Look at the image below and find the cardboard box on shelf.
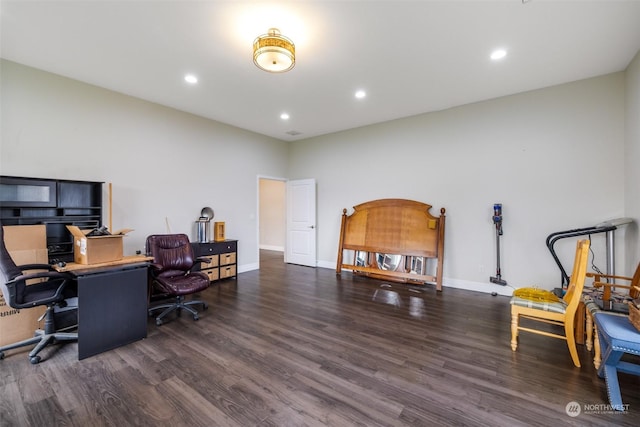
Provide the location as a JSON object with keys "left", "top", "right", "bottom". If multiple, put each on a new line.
{"left": 65, "top": 226, "right": 133, "bottom": 265}
{"left": 0, "top": 225, "right": 48, "bottom": 347}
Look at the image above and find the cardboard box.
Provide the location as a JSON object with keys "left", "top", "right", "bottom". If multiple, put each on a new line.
{"left": 0, "top": 225, "right": 48, "bottom": 347}
{"left": 66, "top": 226, "right": 132, "bottom": 265}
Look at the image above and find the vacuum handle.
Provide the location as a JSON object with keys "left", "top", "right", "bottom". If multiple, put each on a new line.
{"left": 493, "top": 203, "right": 503, "bottom": 235}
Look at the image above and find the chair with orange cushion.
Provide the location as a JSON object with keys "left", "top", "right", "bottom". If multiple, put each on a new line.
{"left": 510, "top": 239, "right": 590, "bottom": 367}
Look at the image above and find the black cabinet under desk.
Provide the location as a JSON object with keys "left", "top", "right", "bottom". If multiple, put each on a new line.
{"left": 76, "top": 265, "right": 148, "bottom": 360}
{"left": 55, "top": 257, "right": 151, "bottom": 360}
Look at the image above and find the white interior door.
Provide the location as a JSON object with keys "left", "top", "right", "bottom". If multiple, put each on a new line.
{"left": 285, "top": 178, "right": 316, "bottom": 266}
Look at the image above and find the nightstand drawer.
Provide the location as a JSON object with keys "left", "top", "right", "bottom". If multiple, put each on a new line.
{"left": 202, "top": 268, "right": 219, "bottom": 282}
{"left": 200, "top": 254, "right": 219, "bottom": 268}
{"left": 220, "top": 252, "right": 236, "bottom": 266}
{"left": 220, "top": 241, "right": 237, "bottom": 253}
{"left": 220, "top": 265, "right": 236, "bottom": 279}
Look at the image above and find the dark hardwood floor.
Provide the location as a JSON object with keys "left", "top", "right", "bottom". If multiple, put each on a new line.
{"left": 1, "top": 250, "right": 638, "bottom": 426}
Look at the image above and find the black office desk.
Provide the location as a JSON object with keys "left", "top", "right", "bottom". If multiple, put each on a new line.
{"left": 57, "top": 256, "right": 152, "bottom": 360}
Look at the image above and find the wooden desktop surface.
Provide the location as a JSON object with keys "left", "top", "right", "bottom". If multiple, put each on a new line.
{"left": 54, "top": 255, "right": 154, "bottom": 274}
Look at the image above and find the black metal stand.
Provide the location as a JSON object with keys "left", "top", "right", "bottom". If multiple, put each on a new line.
{"left": 545, "top": 225, "right": 615, "bottom": 290}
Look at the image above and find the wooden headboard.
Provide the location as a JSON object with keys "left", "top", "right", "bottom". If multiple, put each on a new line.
{"left": 336, "top": 199, "right": 446, "bottom": 291}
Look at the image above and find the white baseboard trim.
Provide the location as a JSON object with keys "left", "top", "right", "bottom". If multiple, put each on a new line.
{"left": 238, "top": 263, "right": 259, "bottom": 274}
{"left": 259, "top": 245, "right": 284, "bottom": 252}
{"left": 317, "top": 260, "right": 334, "bottom": 269}
{"left": 442, "top": 277, "right": 514, "bottom": 296}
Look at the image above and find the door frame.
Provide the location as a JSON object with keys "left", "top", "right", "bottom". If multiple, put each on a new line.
{"left": 256, "top": 175, "right": 287, "bottom": 268}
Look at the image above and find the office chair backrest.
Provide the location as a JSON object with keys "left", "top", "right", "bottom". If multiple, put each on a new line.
{"left": 0, "top": 226, "right": 28, "bottom": 305}
{"left": 146, "top": 234, "right": 196, "bottom": 273}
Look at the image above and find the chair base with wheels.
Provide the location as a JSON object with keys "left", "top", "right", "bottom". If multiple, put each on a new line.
{"left": 149, "top": 295, "right": 208, "bottom": 325}
{"left": 0, "top": 302, "right": 78, "bottom": 364}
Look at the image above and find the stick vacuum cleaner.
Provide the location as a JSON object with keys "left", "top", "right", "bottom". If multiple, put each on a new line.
{"left": 490, "top": 203, "right": 508, "bottom": 286}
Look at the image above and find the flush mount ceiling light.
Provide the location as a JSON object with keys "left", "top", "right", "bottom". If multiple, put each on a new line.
{"left": 253, "top": 28, "right": 295, "bottom": 73}
{"left": 490, "top": 49, "right": 507, "bottom": 60}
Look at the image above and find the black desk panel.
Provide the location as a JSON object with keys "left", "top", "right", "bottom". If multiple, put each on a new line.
{"left": 76, "top": 265, "right": 148, "bottom": 360}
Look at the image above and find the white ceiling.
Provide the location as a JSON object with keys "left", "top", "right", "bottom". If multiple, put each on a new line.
{"left": 2, "top": 1, "right": 640, "bottom": 141}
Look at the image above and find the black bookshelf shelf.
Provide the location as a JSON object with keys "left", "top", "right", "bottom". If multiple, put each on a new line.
{"left": 0, "top": 175, "right": 103, "bottom": 263}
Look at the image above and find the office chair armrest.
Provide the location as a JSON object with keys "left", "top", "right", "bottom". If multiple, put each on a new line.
{"left": 190, "top": 256, "right": 211, "bottom": 273}
{"left": 149, "top": 262, "right": 164, "bottom": 271}
{"left": 10, "top": 270, "right": 74, "bottom": 284}
{"left": 16, "top": 263, "right": 57, "bottom": 272}
{"left": 6, "top": 271, "right": 75, "bottom": 309}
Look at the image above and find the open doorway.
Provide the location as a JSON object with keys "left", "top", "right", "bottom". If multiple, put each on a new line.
{"left": 258, "top": 177, "right": 286, "bottom": 265}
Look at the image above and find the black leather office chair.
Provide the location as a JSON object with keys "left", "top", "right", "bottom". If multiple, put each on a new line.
{"left": 0, "top": 226, "right": 78, "bottom": 364}
{"left": 146, "top": 234, "right": 210, "bottom": 325}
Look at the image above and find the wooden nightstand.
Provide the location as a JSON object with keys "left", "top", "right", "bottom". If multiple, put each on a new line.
{"left": 191, "top": 240, "right": 237, "bottom": 282}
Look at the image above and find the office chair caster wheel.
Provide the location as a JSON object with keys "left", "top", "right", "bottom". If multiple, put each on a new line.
{"left": 193, "top": 315, "right": 199, "bottom": 321}
{"left": 203, "top": 303, "right": 208, "bottom": 310}
{"left": 156, "top": 319, "right": 163, "bottom": 326}
{"left": 30, "top": 356, "right": 41, "bottom": 364}
{"left": 0, "top": 352, "right": 5, "bottom": 360}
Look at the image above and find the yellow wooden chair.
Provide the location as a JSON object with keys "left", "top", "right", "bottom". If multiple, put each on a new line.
{"left": 510, "top": 239, "right": 590, "bottom": 367}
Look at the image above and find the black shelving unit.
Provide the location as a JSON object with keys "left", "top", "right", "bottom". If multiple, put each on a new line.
{"left": 0, "top": 175, "right": 103, "bottom": 263}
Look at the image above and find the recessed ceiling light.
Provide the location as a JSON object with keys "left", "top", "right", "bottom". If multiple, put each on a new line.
{"left": 280, "top": 113, "right": 290, "bottom": 120}
{"left": 355, "top": 90, "right": 366, "bottom": 99}
{"left": 184, "top": 74, "right": 198, "bottom": 84}
{"left": 490, "top": 49, "right": 507, "bottom": 61}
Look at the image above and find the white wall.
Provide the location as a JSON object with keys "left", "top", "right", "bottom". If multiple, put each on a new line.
{"left": 0, "top": 60, "right": 289, "bottom": 272}
{"left": 2, "top": 59, "right": 634, "bottom": 294}
{"left": 625, "top": 50, "right": 640, "bottom": 268}
{"left": 289, "top": 73, "right": 627, "bottom": 294}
